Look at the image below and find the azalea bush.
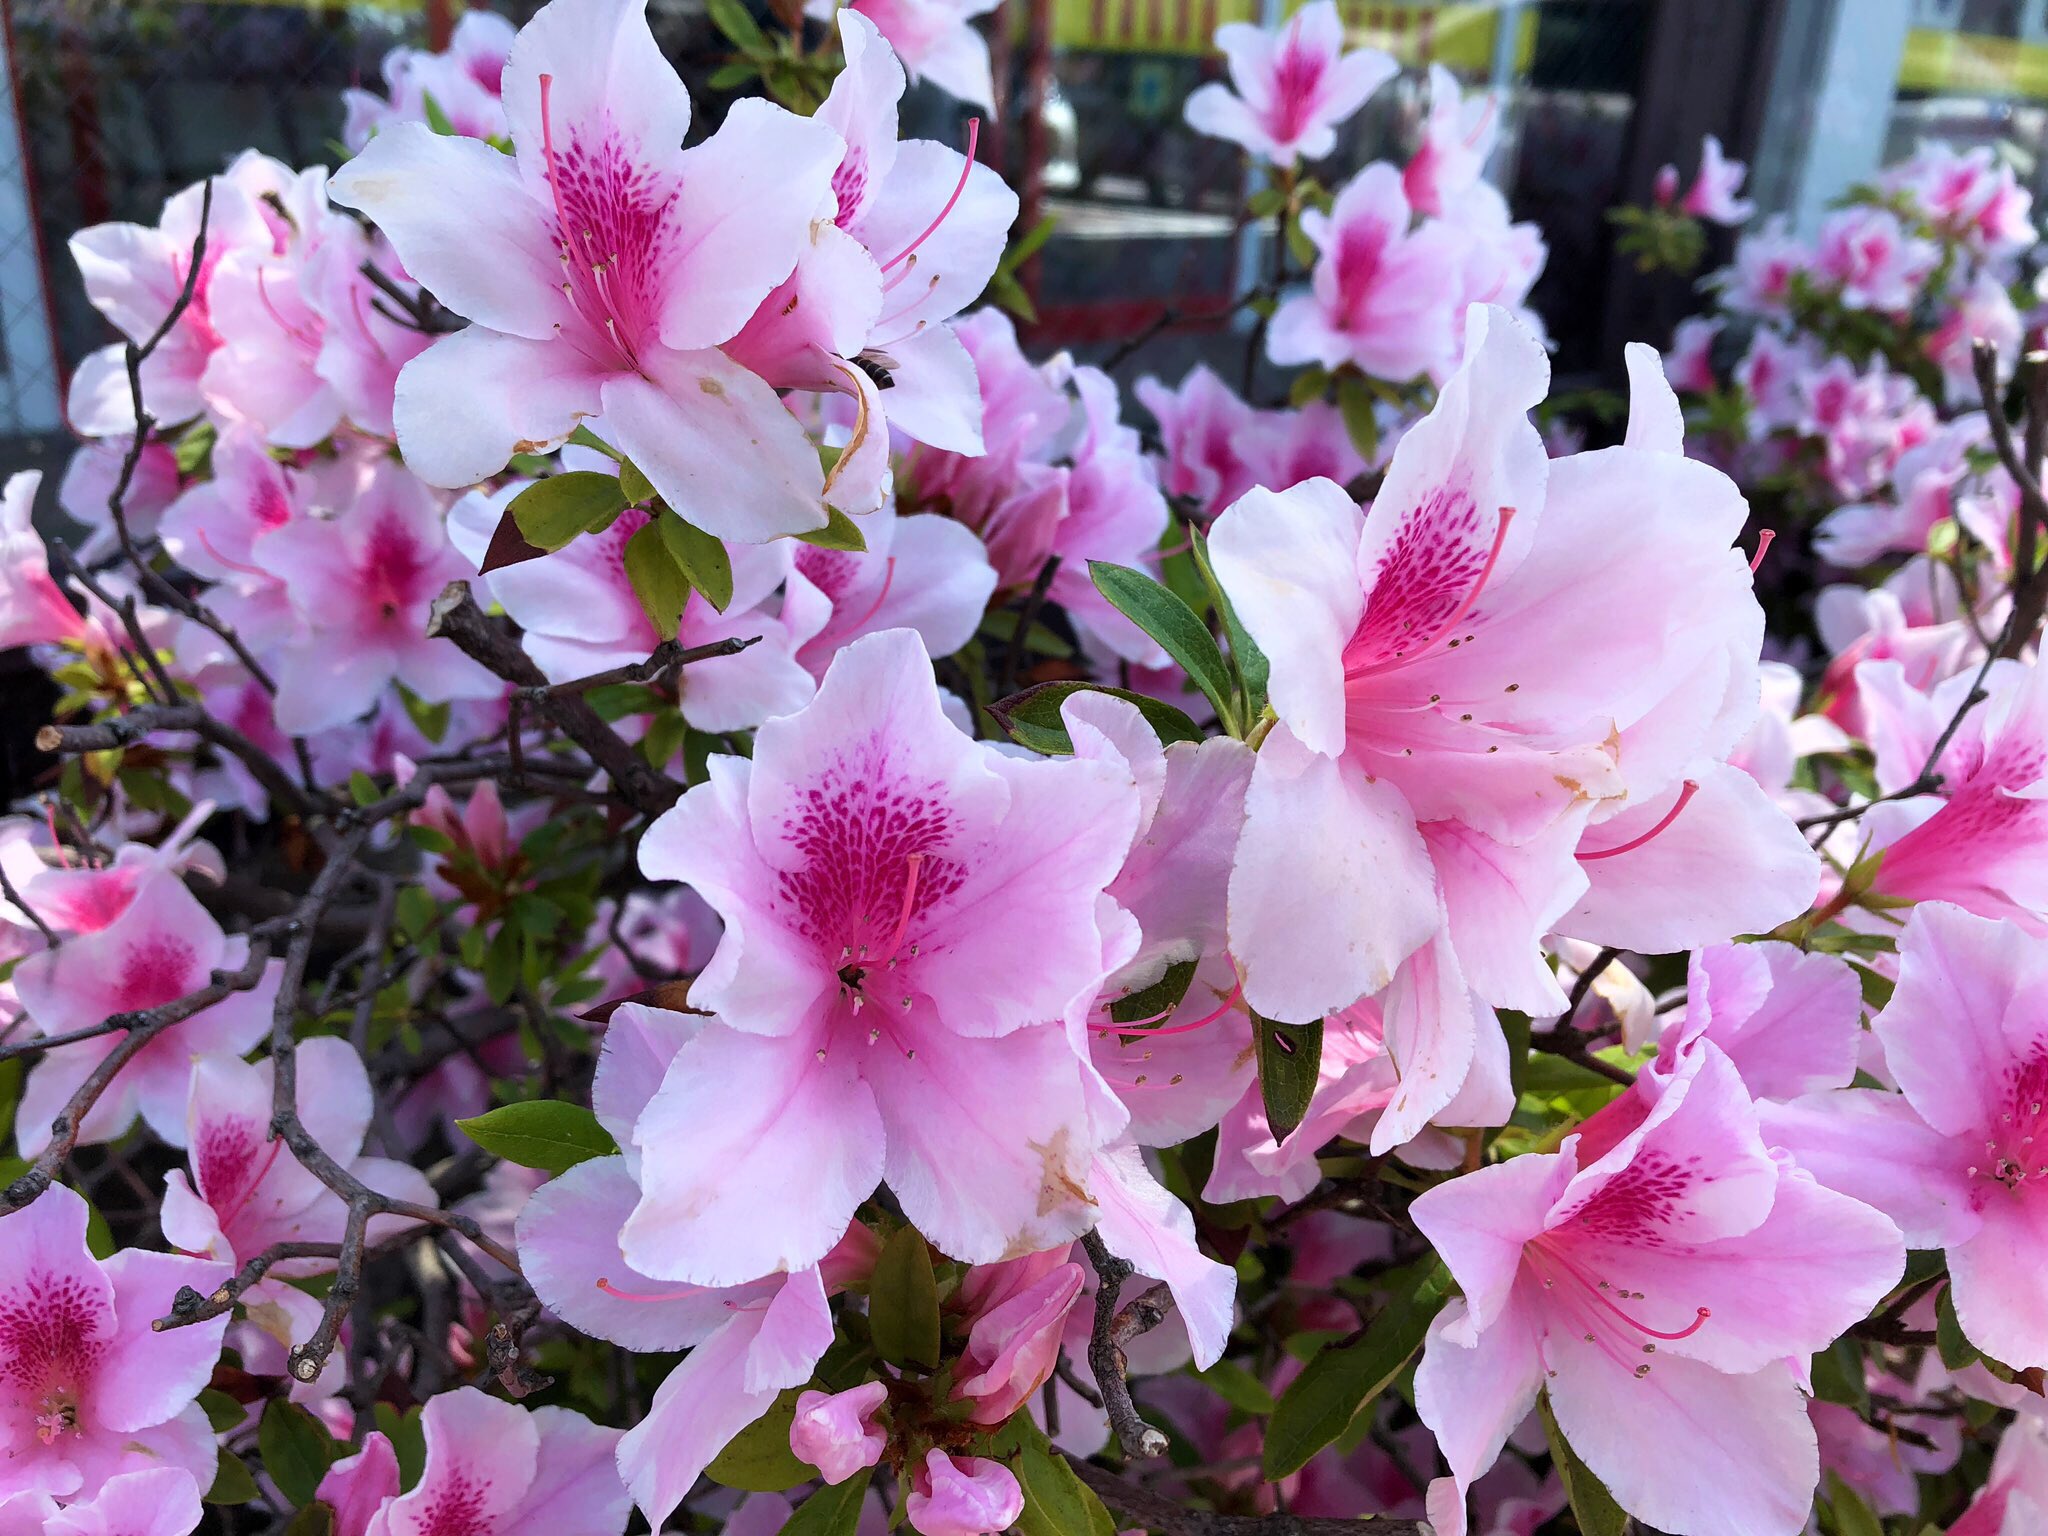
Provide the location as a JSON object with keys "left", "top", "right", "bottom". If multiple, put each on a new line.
{"left": 3, "top": 4, "right": 2047, "bottom": 1536}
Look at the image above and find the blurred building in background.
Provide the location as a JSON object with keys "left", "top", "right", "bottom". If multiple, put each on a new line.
{"left": 2, "top": 0, "right": 2046, "bottom": 466}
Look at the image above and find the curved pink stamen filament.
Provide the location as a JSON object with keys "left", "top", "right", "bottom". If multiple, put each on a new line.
{"left": 197, "top": 527, "right": 277, "bottom": 583}
{"left": 1354, "top": 507, "right": 1517, "bottom": 678}
{"left": 256, "top": 267, "right": 320, "bottom": 350}
{"left": 1536, "top": 1244, "right": 1711, "bottom": 1340}
{"left": 211, "top": 1139, "right": 286, "bottom": 1237}
{"left": 1748, "top": 528, "right": 1775, "bottom": 575}
{"left": 1087, "top": 978, "right": 1245, "bottom": 1037}
{"left": 1580, "top": 779, "right": 1699, "bottom": 862}
{"left": 596, "top": 1276, "right": 717, "bottom": 1304}
{"left": 870, "top": 852, "right": 925, "bottom": 968}
{"left": 881, "top": 119, "right": 980, "bottom": 274}
{"left": 842, "top": 557, "right": 898, "bottom": 636}
{"left": 45, "top": 802, "right": 71, "bottom": 868}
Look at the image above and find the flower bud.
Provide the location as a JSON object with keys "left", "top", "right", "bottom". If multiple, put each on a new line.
{"left": 788, "top": 1382, "right": 887, "bottom": 1484}
{"left": 952, "top": 1259, "right": 1085, "bottom": 1424}
{"left": 905, "top": 1450, "right": 1025, "bottom": 1536}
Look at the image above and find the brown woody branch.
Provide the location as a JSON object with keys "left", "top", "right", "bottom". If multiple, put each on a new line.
{"left": 1069, "top": 1460, "right": 1433, "bottom": 1535}
{"left": 426, "top": 582, "right": 680, "bottom": 819}
{"left": 1081, "top": 1230, "right": 1174, "bottom": 1459}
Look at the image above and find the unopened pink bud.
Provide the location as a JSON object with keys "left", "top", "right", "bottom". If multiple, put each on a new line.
{"left": 905, "top": 1451, "right": 1025, "bottom": 1536}
{"left": 788, "top": 1382, "right": 888, "bottom": 1484}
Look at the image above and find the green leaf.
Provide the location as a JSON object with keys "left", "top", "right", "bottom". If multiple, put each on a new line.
{"left": 174, "top": 419, "right": 218, "bottom": 476}
{"left": 567, "top": 424, "right": 621, "bottom": 460}
{"left": 708, "top": 59, "right": 761, "bottom": 89}
{"left": 1825, "top": 1473, "right": 1886, "bottom": 1536}
{"left": 260, "top": 1399, "right": 339, "bottom": 1509}
{"left": 707, "top": 1387, "right": 814, "bottom": 1491}
{"left": 421, "top": 90, "right": 454, "bottom": 136}
{"left": 781, "top": 1470, "right": 874, "bottom": 1534}
{"left": 870, "top": 1225, "right": 941, "bottom": 1370}
{"left": 1287, "top": 365, "right": 1330, "bottom": 408}
{"left": 1013, "top": 1445, "right": 1117, "bottom": 1536}
{"left": 618, "top": 457, "right": 655, "bottom": 506}
{"left": 373, "top": 1403, "right": 427, "bottom": 1490}
{"left": 1937, "top": 1282, "right": 1979, "bottom": 1371}
{"left": 1811, "top": 1337, "right": 1870, "bottom": 1415}
{"left": 198, "top": 1387, "right": 246, "bottom": 1434}
{"left": 623, "top": 520, "right": 690, "bottom": 636}
{"left": 1336, "top": 373, "right": 1380, "bottom": 466}
{"left": 795, "top": 507, "right": 869, "bottom": 552}
{"left": 1196, "top": 1357, "right": 1277, "bottom": 1416}
{"left": 1253, "top": 1012, "right": 1322, "bottom": 1144}
{"left": 658, "top": 508, "right": 735, "bottom": 613}
{"left": 456, "top": 1101, "right": 618, "bottom": 1174}
{"left": 348, "top": 771, "right": 379, "bottom": 807}
{"left": 284, "top": 1504, "right": 338, "bottom": 1536}
{"left": 987, "top": 680, "right": 1204, "bottom": 756}
{"left": 1264, "top": 1260, "right": 1449, "bottom": 1478}
{"left": 510, "top": 472, "right": 630, "bottom": 552}
{"left": 1107, "top": 958, "right": 1199, "bottom": 1025}
{"left": 205, "top": 1453, "right": 261, "bottom": 1506}
{"left": 1088, "top": 561, "right": 1239, "bottom": 733}
{"left": 1188, "top": 525, "right": 1268, "bottom": 716}
{"left": 1537, "top": 1393, "right": 1630, "bottom": 1536}
{"left": 401, "top": 686, "right": 451, "bottom": 744}
{"left": 706, "top": 0, "right": 767, "bottom": 49}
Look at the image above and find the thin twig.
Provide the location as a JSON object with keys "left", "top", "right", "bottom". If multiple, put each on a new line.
{"left": 0, "top": 863, "right": 58, "bottom": 950}
{"left": 1081, "top": 1231, "right": 1171, "bottom": 1459}
{"left": 1068, "top": 1459, "right": 1432, "bottom": 1534}
{"left": 524, "top": 634, "right": 761, "bottom": 698}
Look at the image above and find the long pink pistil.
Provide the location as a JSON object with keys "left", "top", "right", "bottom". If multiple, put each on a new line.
{"left": 1354, "top": 506, "right": 1517, "bottom": 677}
{"left": 841, "top": 557, "right": 899, "bottom": 636}
{"left": 866, "top": 851, "right": 926, "bottom": 968}
{"left": 595, "top": 1276, "right": 718, "bottom": 1304}
{"left": 881, "top": 119, "right": 980, "bottom": 275}
{"left": 1536, "top": 1244, "right": 1710, "bottom": 1341}
{"left": 1580, "top": 779, "right": 1699, "bottom": 862}
{"left": 1748, "top": 528, "right": 1776, "bottom": 575}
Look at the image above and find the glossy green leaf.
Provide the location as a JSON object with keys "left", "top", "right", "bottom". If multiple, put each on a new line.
{"left": 1088, "top": 561, "right": 1238, "bottom": 733}
{"left": 509, "top": 472, "right": 629, "bottom": 552}
{"left": 1013, "top": 1445, "right": 1117, "bottom": 1536}
{"left": 1254, "top": 1012, "right": 1322, "bottom": 1145}
{"left": 707, "top": 1387, "right": 813, "bottom": 1491}
{"left": 260, "top": 1399, "right": 339, "bottom": 1509}
{"left": 623, "top": 520, "right": 689, "bottom": 636}
{"left": 206, "top": 1453, "right": 261, "bottom": 1506}
{"left": 456, "top": 1100, "right": 618, "bottom": 1174}
{"left": 780, "top": 1470, "right": 873, "bottom": 1534}
{"left": 1937, "top": 1282, "right": 1979, "bottom": 1371}
{"left": 1189, "top": 525, "right": 1268, "bottom": 716}
{"left": 870, "top": 1225, "right": 941, "bottom": 1370}
{"left": 1107, "top": 958, "right": 1199, "bottom": 1025}
{"left": 986, "top": 680, "right": 1204, "bottom": 757}
{"left": 618, "top": 457, "right": 655, "bottom": 506}
{"left": 794, "top": 506, "right": 869, "bottom": 552}
{"left": 659, "top": 508, "right": 735, "bottom": 613}
{"left": 1537, "top": 1393, "right": 1630, "bottom": 1536}
{"left": 1264, "top": 1260, "right": 1449, "bottom": 1478}
{"left": 1825, "top": 1473, "right": 1885, "bottom": 1536}
{"left": 284, "top": 1504, "right": 338, "bottom": 1536}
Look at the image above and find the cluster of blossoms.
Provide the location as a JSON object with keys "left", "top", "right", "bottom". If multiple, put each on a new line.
{"left": 1, "top": 2, "right": 2047, "bottom": 1535}
{"left": 1654, "top": 135, "right": 2040, "bottom": 573}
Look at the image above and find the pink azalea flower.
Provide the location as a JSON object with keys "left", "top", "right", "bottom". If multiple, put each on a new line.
{"left": 13, "top": 867, "right": 281, "bottom": 1153}
{"left": 0, "top": 1185, "right": 230, "bottom": 1502}
{"left": 1213, "top": 311, "right": 1809, "bottom": 1139}
{"left": 515, "top": 1003, "right": 862, "bottom": 1525}
{"left": 1183, "top": 1, "right": 1397, "bottom": 167}
{"left": 1814, "top": 204, "right": 1939, "bottom": 314}
{"left": 1435, "top": 180, "right": 1548, "bottom": 352}
{"left": 905, "top": 1450, "right": 1024, "bottom": 1536}
{"left": 624, "top": 628, "right": 1141, "bottom": 1284}
{"left": 1734, "top": 327, "right": 1820, "bottom": 435}
{"left": 1882, "top": 141, "right": 2037, "bottom": 263}
{"left": 0, "top": 1466, "right": 202, "bottom": 1536}
{"left": 1661, "top": 316, "right": 1720, "bottom": 397}
{"left": 1813, "top": 559, "right": 1983, "bottom": 739}
{"left": 0, "top": 471, "right": 87, "bottom": 651}
{"left": 65, "top": 173, "right": 274, "bottom": 436}
{"left": 1679, "top": 134, "right": 1754, "bottom": 226}
{"left": 1266, "top": 161, "right": 1465, "bottom": 382}
{"left": 1928, "top": 269, "right": 2023, "bottom": 408}
{"left": 789, "top": 1382, "right": 888, "bottom": 1483}
{"left": 245, "top": 458, "right": 497, "bottom": 734}
{"left": 56, "top": 438, "right": 179, "bottom": 561}
{"left": 342, "top": 9, "right": 517, "bottom": 150}
{"left": 1717, "top": 216, "right": 1811, "bottom": 318}
{"left": 313, "top": 1386, "right": 628, "bottom": 1536}
{"left": 329, "top": 0, "right": 846, "bottom": 540}
{"left": 817, "top": 0, "right": 1001, "bottom": 113}
{"left": 161, "top": 1037, "right": 437, "bottom": 1273}
{"left": 1658, "top": 941, "right": 1862, "bottom": 1102}
{"left": 726, "top": 11, "right": 1017, "bottom": 515}
{"left": 1411, "top": 1042, "right": 1903, "bottom": 1536}
{"left": 782, "top": 501, "right": 998, "bottom": 680}
{"left": 1759, "top": 902, "right": 2048, "bottom": 1371}
{"left": 1134, "top": 364, "right": 1258, "bottom": 512}
{"left": 1949, "top": 1412, "right": 2048, "bottom": 1535}
{"left": 1403, "top": 65, "right": 1498, "bottom": 218}
{"left": 1234, "top": 398, "right": 1376, "bottom": 489}
{"left": 1851, "top": 657, "right": 2048, "bottom": 926}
